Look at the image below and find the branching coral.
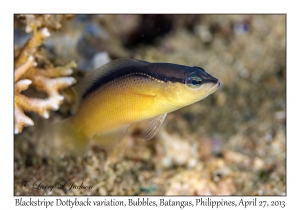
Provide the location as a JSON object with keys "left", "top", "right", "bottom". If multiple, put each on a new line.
{"left": 14, "top": 27, "right": 77, "bottom": 134}
{"left": 17, "top": 14, "right": 74, "bottom": 33}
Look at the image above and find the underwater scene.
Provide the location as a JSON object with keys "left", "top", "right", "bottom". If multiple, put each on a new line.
{"left": 14, "top": 14, "right": 286, "bottom": 195}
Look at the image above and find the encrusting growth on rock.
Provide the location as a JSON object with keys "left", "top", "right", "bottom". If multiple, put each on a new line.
{"left": 14, "top": 27, "right": 77, "bottom": 134}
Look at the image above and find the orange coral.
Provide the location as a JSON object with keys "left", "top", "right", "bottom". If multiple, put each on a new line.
{"left": 14, "top": 27, "right": 77, "bottom": 134}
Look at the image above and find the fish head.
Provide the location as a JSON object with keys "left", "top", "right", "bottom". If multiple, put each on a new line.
{"left": 161, "top": 66, "right": 220, "bottom": 107}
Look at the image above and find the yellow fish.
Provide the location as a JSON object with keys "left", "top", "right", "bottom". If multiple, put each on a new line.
{"left": 42, "top": 58, "right": 220, "bottom": 155}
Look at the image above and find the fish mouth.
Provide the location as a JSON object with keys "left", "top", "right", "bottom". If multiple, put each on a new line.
{"left": 209, "top": 81, "right": 220, "bottom": 93}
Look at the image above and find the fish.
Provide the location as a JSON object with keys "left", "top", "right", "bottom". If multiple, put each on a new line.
{"left": 41, "top": 58, "right": 220, "bottom": 155}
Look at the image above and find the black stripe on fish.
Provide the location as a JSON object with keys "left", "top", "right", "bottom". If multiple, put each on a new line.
{"left": 78, "top": 59, "right": 218, "bottom": 100}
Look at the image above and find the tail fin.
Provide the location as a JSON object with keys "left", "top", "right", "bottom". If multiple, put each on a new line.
{"left": 37, "top": 118, "right": 90, "bottom": 156}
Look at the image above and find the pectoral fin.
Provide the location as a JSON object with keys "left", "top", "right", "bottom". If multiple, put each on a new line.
{"left": 142, "top": 113, "right": 167, "bottom": 140}
{"left": 92, "top": 125, "right": 129, "bottom": 149}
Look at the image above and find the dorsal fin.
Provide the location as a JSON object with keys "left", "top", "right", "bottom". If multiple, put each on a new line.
{"left": 73, "top": 58, "right": 150, "bottom": 106}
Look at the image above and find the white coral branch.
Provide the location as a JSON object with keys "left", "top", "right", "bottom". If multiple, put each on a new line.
{"left": 14, "top": 27, "right": 77, "bottom": 134}
{"left": 14, "top": 104, "right": 34, "bottom": 134}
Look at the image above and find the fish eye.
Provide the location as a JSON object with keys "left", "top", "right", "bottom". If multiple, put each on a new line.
{"left": 186, "top": 72, "right": 203, "bottom": 88}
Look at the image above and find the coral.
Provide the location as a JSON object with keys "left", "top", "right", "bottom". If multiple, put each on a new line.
{"left": 16, "top": 14, "right": 74, "bottom": 33}
{"left": 14, "top": 27, "right": 77, "bottom": 134}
